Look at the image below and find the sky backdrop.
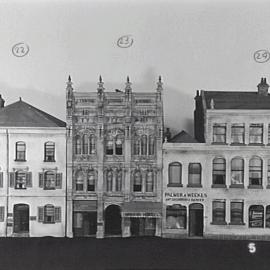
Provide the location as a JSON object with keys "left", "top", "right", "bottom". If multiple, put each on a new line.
{"left": 1, "top": 0, "right": 270, "bottom": 135}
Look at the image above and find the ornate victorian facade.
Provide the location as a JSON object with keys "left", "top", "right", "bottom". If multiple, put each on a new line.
{"left": 66, "top": 76, "right": 163, "bottom": 238}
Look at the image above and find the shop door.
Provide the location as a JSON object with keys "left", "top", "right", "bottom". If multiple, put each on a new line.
{"left": 105, "top": 205, "right": 122, "bottom": 236}
{"left": 13, "top": 204, "right": 29, "bottom": 233}
{"left": 189, "top": 203, "right": 203, "bottom": 237}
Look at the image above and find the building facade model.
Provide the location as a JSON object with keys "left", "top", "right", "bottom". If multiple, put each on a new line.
{"left": 0, "top": 97, "right": 66, "bottom": 237}
{"left": 163, "top": 78, "right": 270, "bottom": 240}
{"left": 66, "top": 76, "right": 163, "bottom": 238}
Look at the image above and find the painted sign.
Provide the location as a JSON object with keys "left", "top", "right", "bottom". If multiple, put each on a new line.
{"left": 165, "top": 192, "right": 207, "bottom": 202}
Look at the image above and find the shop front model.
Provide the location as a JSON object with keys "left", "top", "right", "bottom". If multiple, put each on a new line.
{"left": 122, "top": 202, "right": 162, "bottom": 237}
{"left": 73, "top": 200, "right": 97, "bottom": 237}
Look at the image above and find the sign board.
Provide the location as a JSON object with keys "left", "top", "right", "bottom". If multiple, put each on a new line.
{"left": 165, "top": 192, "right": 207, "bottom": 202}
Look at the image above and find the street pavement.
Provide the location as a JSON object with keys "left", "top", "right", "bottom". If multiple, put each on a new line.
{"left": 0, "top": 237, "right": 269, "bottom": 270}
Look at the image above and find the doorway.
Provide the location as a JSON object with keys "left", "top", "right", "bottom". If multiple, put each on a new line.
{"left": 73, "top": 212, "right": 97, "bottom": 237}
{"left": 104, "top": 205, "right": 122, "bottom": 236}
{"left": 189, "top": 203, "right": 203, "bottom": 237}
{"left": 13, "top": 204, "right": 29, "bottom": 234}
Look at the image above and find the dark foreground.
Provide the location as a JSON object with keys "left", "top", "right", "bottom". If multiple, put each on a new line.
{"left": 1, "top": 237, "right": 269, "bottom": 270}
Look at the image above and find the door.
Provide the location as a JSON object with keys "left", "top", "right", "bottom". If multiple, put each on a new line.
{"left": 189, "top": 203, "right": 203, "bottom": 237}
{"left": 130, "top": 218, "right": 140, "bottom": 236}
{"left": 14, "top": 204, "right": 29, "bottom": 233}
{"left": 105, "top": 205, "right": 122, "bottom": 235}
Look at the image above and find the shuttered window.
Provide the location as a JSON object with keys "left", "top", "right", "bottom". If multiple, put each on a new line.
{"left": 10, "top": 171, "right": 32, "bottom": 189}
{"left": 38, "top": 205, "right": 61, "bottom": 224}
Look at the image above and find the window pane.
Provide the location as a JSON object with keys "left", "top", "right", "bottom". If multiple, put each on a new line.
{"left": 106, "top": 140, "right": 113, "bottom": 155}
{"left": 15, "top": 171, "right": 26, "bottom": 189}
{"left": 188, "top": 163, "right": 201, "bottom": 186}
{"left": 16, "top": 142, "right": 26, "bottom": 160}
{"left": 231, "top": 124, "right": 244, "bottom": 144}
{"left": 148, "top": 136, "right": 155, "bottom": 155}
{"left": 212, "top": 201, "right": 225, "bottom": 223}
{"left": 115, "top": 171, "right": 122, "bottom": 192}
{"left": 44, "top": 205, "right": 55, "bottom": 223}
{"left": 249, "top": 205, "right": 264, "bottom": 228}
{"left": 44, "top": 171, "right": 55, "bottom": 189}
{"left": 87, "top": 173, "right": 95, "bottom": 192}
{"left": 231, "top": 158, "right": 244, "bottom": 185}
{"left": 141, "top": 135, "right": 147, "bottom": 155}
{"left": 169, "top": 163, "right": 182, "bottom": 184}
{"left": 45, "top": 142, "right": 55, "bottom": 161}
{"left": 266, "top": 206, "right": 270, "bottom": 228}
{"left": 249, "top": 157, "right": 262, "bottom": 186}
{"left": 249, "top": 124, "right": 263, "bottom": 144}
{"left": 115, "top": 137, "right": 123, "bottom": 155}
{"left": 134, "top": 138, "right": 140, "bottom": 155}
{"left": 213, "top": 124, "right": 226, "bottom": 143}
{"left": 134, "top": 172, "right": 142, "bottom": 192}
{"left": 107, "top": 171, "right": 113, "bottom": 191}
{"left": 231, "top": 202, "right": 243, "bottom": 224}
{"left": 75, "top": 171, "right": 84, "bottom": 191}
{"left": 146, "top": 171, "right": 154, "bottom": 192}
{"left": 75, "top": 136, "right": 81, "bottom": 155}
{"left": 166, "top": 205, "right": 186, "bottom": 229}
{"left": 213, "top": 158, "right": 226, "bottom": 185}
{"left": 89, "top": 135, "right": 96, "bottom": 154}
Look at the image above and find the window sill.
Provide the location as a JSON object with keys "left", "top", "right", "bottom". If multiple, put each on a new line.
{"left": 43, "top": 222, "right": 55, "bottom": 224}
{"left": 14, "top": 159, "right": 26, "bottom": 162}
{"left": 44, "top": 188, "right": 56, "bottom": 190}
{"left": 211, "top": 142, "right": 227, "bottom": 145}
{"left": 211, "top": 221, "right": 227, "bottom": 225}
{"left": 187, "top": 184, "right": 202, "bottom": 188}
{"left": 44, "top": 160, "right": 56, "bottom": 163}
{"left": 14, "top": 188, "right": 27, "bottom": 190}
{"left": 229, "top": 184, "right": 244, "bottom": 188}
{"left": 248, "top": 143, "right": 264, "bottom": 146}
{"left": 248, "top": 185, "right": 263, "bottom": 189}
{"left": 229, "top": 222, "right": 245, "bottom": 226}
{"left": 167, "top": 183, "right": 183, "bottom": 187}
{"left": 211, "top": 184, "right": 226, "bottom": 188}
{"left": 230, "top": 143, "right": 246, "bottom": 146}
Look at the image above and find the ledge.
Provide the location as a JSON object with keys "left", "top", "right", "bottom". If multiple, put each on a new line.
{"left": 230, "top": 143, "right": 246, "bottom": 146}
{"left": 167, "top": 183, "right": 183, "bottom": 188}
{"left": 229, "top": 222, "right": 245, "bottom": 226}
{"left": 187, "top": 184, "right": 203, "bottom": 188}
{"left": 248, "top": 143, "right": 265, "bottom": 146}
{"left": 211, "top": 184, "right": 227, "bottom": 188}
{"left": 248, "top": 185, "right": 263, "bottom": 189}
{"left": 229, "top": 184, "right": 244, "bottom": 189}
{"left": 211, "top": 142, "right": 228, "bottom": 145}
{"left": 211, "top": 221, "right": 227, "bottom": 225}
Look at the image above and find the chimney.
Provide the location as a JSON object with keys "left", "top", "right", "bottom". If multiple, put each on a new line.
{"left": 0, "top": 95, "right": 5, "bottom": 108}
{"left": 164, "top": 128, "right": 172, "bottom": 142}
{"left": 257, "top": 77, "right": 269, "bottom": 96}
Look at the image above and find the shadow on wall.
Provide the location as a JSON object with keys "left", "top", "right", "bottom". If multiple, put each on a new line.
{"left": 0, "top": 81, "right": 65, "bottom": 122}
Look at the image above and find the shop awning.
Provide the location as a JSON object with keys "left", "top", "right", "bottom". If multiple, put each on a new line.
{"left": 122, "top": 202, "right": 162, "bottom": 218}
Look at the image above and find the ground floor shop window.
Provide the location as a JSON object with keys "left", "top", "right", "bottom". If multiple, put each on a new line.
{"left": 249, "top": 205, "right": 264, "bottom": 228}
{"left": 166, "top": 205, "right": 186, "bottom": 229}
{"left": 73, "top": 212, "right": 97, "bottom": 237}
{"left": 212, "top": 200, "right": 226, "bottom": 224}
{"left": 130, "top": 218, "right": 156, "bottom": 236}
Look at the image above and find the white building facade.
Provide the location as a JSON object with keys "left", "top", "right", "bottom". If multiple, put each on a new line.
{"left": 163, "top": 78, "right": 270, "bottom": 240}
{"left": 0, "top": 97, "right": 67, "bottom": 237}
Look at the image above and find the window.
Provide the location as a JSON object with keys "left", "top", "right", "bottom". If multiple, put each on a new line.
{"left": 268, "top": 124, "right": 270, "bottom": 144}
{"left": 249, "top": 157, "right": 262, "bottom": 186}
{"left": 267, "top": 160, "right": 270, "bottom": 187}
{"left": 115, "top": 170, "right": 122, "bottom": 192}
{"left": 75, "top": 171, "right": 84, "bottom": 191}
{"left": 266, "top": 206, "right": 270, "bottom": 228}
{"left": 166, "top": 205, "right": 186, "bottom": 229}
{"left": 115, "top": 136, "right": 123, "bottom": 155}
{"left": 15, "top": 142, "right": 26, "bottom": 161}
{"left": 141, "top": 135, "right": 147, "bottom": 155}
{"left": 15, "top": 171, "right": 27, "bottom": 189}
{"left": 168, "top": 162, "right": 182, "bottom": 186}
{"left": 106, "top": 170, "right": 113, "bottom": 192}
{"left": 82, "top": 134, "right": 88, "bottom": 154}
{"left": 146, "top": 171, "right": 154, "bottom": 192}
{"left": 0, "top": 206, "right": 4, "bottom": 222}
{"left": 188, "top": 163, "right": 201, "bottom": 187}
{"left": 134, "top": 137, "right": 140, "bottom": 155}
{"left": 231, "top": 157, "right": 244, "bottom": 186}
{"left": 87, "top": 171, "right": 95, "bottom": 192}
{"left": 148, "top": 136, "right": 155, "bottom": 155}
{"left": 212, "top": 200, "right": 226, "bottom": 224}
{"left": 249, "top": 124, "right": 263, "bottom": 144}
{"left": 249, "top": 205, "right": 264, "bottom": 228}
{"left": 213, "top": 124, "right": 226, "bottom": 143}
{"left": 75, "top": 135, "right": 81, "bottom": 155}
{"left": 212, "top": 158, "right": 226, "bottom": 186}
{"left": 44, "top": 142, "right": 55, "bottom": 162}
{"left": 133, "top": 171, "right": 142, "bottom": 192}
{"left": 38, "top": 205, "right": 61, "bottom": 224}
{"left": 44, "top": 171, "right": 55, "bottom": 190}
{"left": 89, "top": 135, "right": 96, "bottom": 154}
{"left": 231, "top": 124, "right": 245, "bottom": 144}
{"left": 106, "top": 140, "right": 114, "bottom": 155}
{"left": 230, "top": 201, "right": 244, "bottom": 225}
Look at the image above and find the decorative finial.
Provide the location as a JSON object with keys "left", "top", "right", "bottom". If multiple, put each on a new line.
{"left": 99, "top": 75, "right": 102, "bottom": 83}
{"left": 127, "top": 76, "right": 130, "bottom": 83}
{"left": 19, "top": 97, "right": 22, "bottom": 101}
{"left": 97, "top": 75, "right": 105, "bottom": 95}
{"left": 68, "top": 75, "right": 71, "bottom": 82}
{"left": 125, "top": 76, "right": 132, "bottom": 93}
{"left": 157, "top": 75, "right": 163, "bottom": 92}
{"left": 159, "top": 75, "right": 162, "bottom": 83}
{"left": 210, "top": 98, "right": 215, "bottom": 109}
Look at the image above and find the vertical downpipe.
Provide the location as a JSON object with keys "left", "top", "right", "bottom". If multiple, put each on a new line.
{"left": 5, "top": 129, "right": 9, "bottom": 237}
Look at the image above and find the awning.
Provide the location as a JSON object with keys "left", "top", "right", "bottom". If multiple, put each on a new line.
{"left": 73, "top": 200, "right": 97, "bottom": 212}
{"left": 122, "top": 202, "right": 162, "bottom": 218}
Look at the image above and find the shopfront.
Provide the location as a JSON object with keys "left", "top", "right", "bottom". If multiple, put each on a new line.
{"left": 73, "top": 200, "right": 97, "bottom": 237}
{"left": 122, "top": 202, "right": 162, "bottom": 237}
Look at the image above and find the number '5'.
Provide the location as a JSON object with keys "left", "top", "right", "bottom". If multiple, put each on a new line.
{"left": 248, "top": 243, "right": 256, "bottom": 253}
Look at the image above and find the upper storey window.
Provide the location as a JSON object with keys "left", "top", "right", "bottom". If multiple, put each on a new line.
{"left": 133, "top": 135, "right": 156, "bottom": 156}
{"left": 168, "top": 162, "right": 182, "bottom": 187}
{"left": 213, "top": 124, "right": 226, "bottom": 144}
{"left": 15, "top": 142, "right": 26, "bottom": 161}
{"left": 188, "top": 163, "right": 202, "bottom": 187}
{"left": 44, "top": 142, "right": 55, "bottom": 162}
{"left": 106, "top": 135, "right": 124, "bottom": 156}
{"left": 249, "top": 124, "right": 263, "bottom": 144}
{"left": 75, "top": 134, "right": 96, "bottom": 155}
{"left": 231, "top": 124, "right": 245, "bottom": 144}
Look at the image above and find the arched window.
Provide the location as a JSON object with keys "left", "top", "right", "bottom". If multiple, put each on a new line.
{"left": 249, "top": 157, "right": 262, "bottom": 186}
{"left": 146, "top": 171, "right": 154, "bottom": 192}
{"left": 82, "top": 134, "right": 88, "bottom": 154}
{"left": 44, "top": 204, "right": 55, "bottom": 223}
{"left": 166, "top": 205, "right": 187, "bottom": 229}
{"left": 115, "top": 136, "right": 123, "bottom": 155}
{"left": 44, "top": 142, "right": 55, "bottom": 162}
{"left": 134, "top": 137, "right": 140, "bottom": 155}
{"left": 231, "top": 157, "right": 244, "bottom": 185}
{"left": 107, "top": 170, "right": 113, "bottom": 192}
{"left": 44, "top": 171, "right": 55, "bottom": 190}
{"left": 266, "top": 206, "right": 270, "bottom": 228}
{"left": 75, "top": 171, "right": 84, "bottom": 191}
{"left": 133, "top": 171, "right": 142, "bottom": 192}
{"left": 16, "top": 141, "right": 26, "bottom": 161}
{"left": 249, "top": 205, "right": 264, "bottom": 228}
{"left": 188, "top": 163, "right": 201, "bottom": 187}
{"left": 106, "top": 139, "right": 114, "bottom": 155}
{"left": 141, "top": 135, "right": 147, "bottom": 155}
{"left": 89, "top": 135, "right": 96, "bottom": 154}
{"left": 148, "top": 136, "right": 155, "bottom": 156}
{"left": 212, "top": 158, "right": 226, "bottom": 185}
{"left": 87, "top": 171, "right": 95, "bottom": 192}
{"left": 115, "top": 170, "right": 122, "bottom": 192}
{"left": 168, "top": 162, "right": 182, "bottom": 186}
{"left": 75, "top": 135, "right": 81, "bottom": 155}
